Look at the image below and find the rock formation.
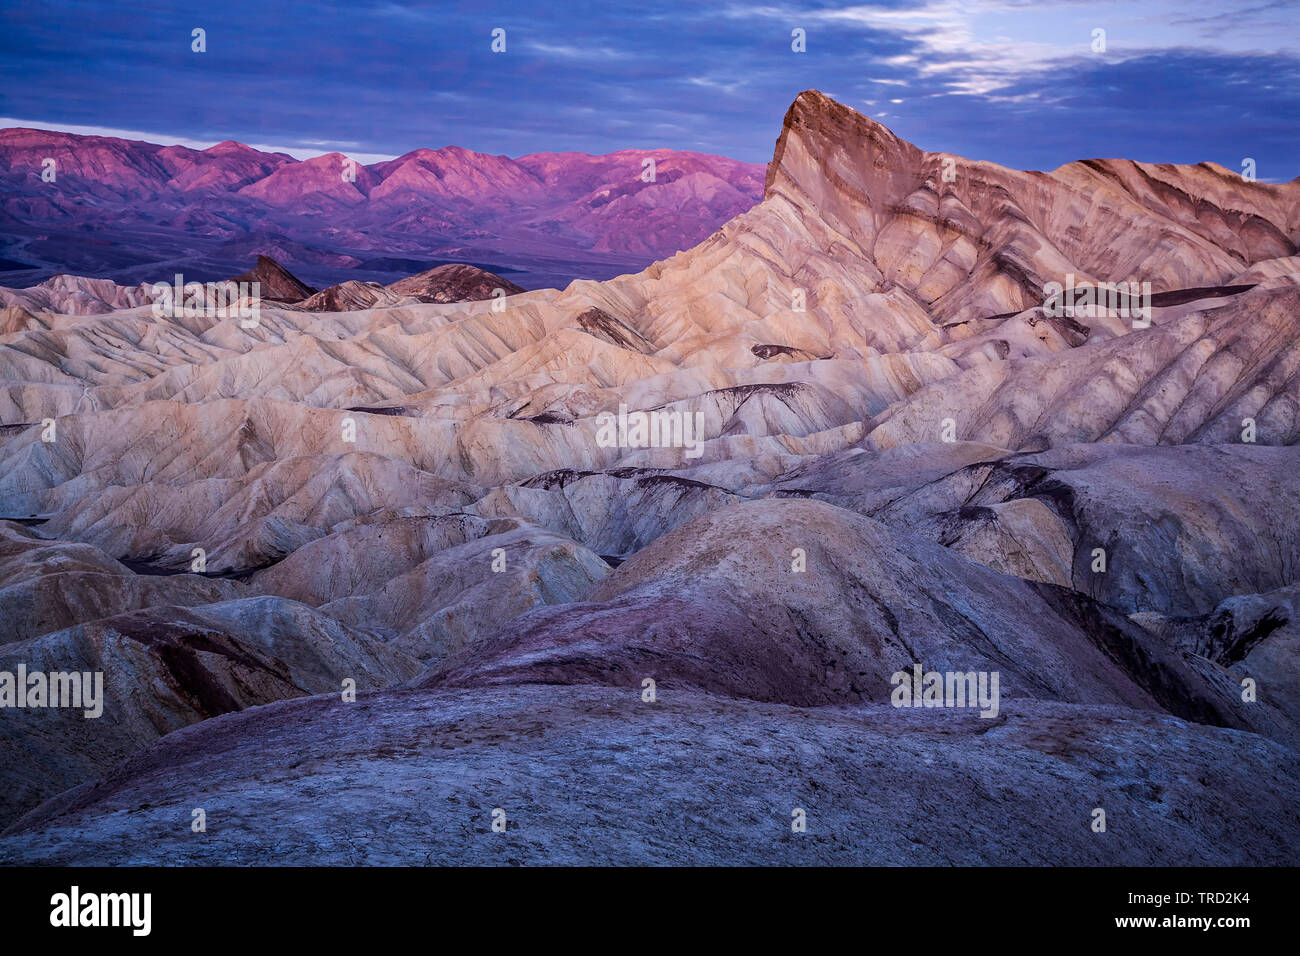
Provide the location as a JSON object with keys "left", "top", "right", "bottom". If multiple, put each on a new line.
{"left": 0, "top": 91, "right": 1297, "bottom": 864}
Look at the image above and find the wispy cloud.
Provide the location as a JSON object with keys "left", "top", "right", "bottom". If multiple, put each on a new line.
{"left": 0, "top": 1, "right": 1295, "bottom": 178}
{"left": 526, "top": 41, "right": 623, "bottom": 60}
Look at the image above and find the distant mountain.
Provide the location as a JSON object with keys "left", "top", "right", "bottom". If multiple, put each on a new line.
{"left": 0, "top": 128, "right": 765, "bottom": 290}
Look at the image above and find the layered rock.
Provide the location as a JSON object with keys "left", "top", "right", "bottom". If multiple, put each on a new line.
{"left": 1, "top": 91, "right": 1297, "bottom": 864}
{"left": 229, "top": 255, "right": 317, "bottom": 302}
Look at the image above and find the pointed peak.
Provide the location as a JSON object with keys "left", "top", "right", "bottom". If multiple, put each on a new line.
{"left": 228, "top": 255, "right": 317, "bottom": 302}
{"left": 764, "top": 90, "right": 914, "bottom": 200}
{"left": 780, "top": 90, "right": 900, "bottom": 141}
{"left": 205, "top": 140, "right": 256, "bottom": 154}
{"left": 786, "top": 89, "right": 847, "bottom": 120}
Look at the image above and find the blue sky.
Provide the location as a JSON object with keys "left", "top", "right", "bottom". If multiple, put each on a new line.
{"left": 1, "top": 0, "right": 1297, "bottom": 178}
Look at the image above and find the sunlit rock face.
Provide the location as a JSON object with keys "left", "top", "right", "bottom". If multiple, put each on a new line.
{"left": 1, "top": 92, "right": 1297, "bottom": 864}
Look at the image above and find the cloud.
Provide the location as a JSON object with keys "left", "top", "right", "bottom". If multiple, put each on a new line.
{"left": 526, "top": 41, "right": 623, "bottom": 60}
{"left": 0, "top": 0, "right": 1294, "bottom": 178}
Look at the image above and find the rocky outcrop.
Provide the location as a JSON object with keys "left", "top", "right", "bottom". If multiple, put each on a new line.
{"left": 386, "top": 263, "right": 525, "bottom": 303}
{"left": 229, "top": 255, "right": 317, "bottom": 302}
{"left": 297, "top": 280, "right": 407, "bottom": 312}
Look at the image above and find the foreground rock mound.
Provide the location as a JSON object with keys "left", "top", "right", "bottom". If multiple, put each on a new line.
{"left": 425, "top": 498, "right": 1277, "bottom": 740}
{"left": 0, "top": 597, "right": 417, "bottom": 827}
{"left": 2, "top": 687, "right": 1295, "bottom": 865}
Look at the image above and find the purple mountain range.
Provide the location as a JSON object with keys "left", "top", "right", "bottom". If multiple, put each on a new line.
{"left": 0, "top": 128, "right": 766, "bottom": 290}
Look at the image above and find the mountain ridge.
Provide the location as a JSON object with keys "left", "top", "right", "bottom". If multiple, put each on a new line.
{"left": 0, "top": 126, "right": 767, "bottom": 290}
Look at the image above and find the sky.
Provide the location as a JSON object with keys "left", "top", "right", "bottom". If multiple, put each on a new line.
{"left": 1, "top": 0, "right": 1297, "bottom": 179}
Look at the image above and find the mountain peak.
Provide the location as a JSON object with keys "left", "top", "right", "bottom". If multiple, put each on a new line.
{"left": 764, "top": 90, "right": 910, "bottom": 200}
{"left": 205, "top": 140, "right": 258, "bottom": 155}
{"left": 764, "top": 90, "right": 918, "bottom": 205}
{"left": 229, "top": 255, "right": 317, "bottom": 302}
